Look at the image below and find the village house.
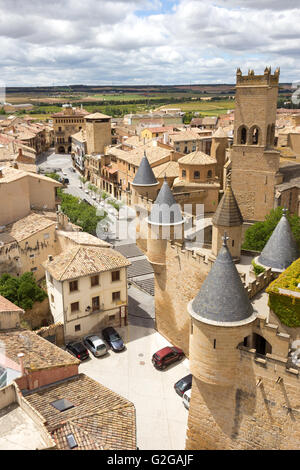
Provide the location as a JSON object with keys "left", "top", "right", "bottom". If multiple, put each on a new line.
{"left": 0, "top": 166, "right": 62, "bottom": 227}
{"left": 43, "top": 245, "right": 131, "bottom": 341}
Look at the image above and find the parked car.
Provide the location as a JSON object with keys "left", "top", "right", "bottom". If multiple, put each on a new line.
{"left": 102, "top": 327, "right": 125, "bottom": 352}
{"left": 66, "top": 341, "right": 89, "bottom": 361}
{"left": 82, "top": 198, "right": 92, "bottom": 206}
{"left": 152, "top": 346, "right": 184, "bottom": 370}
{"left": 83, "top": 335, "right": 108, "bottom": 357}
{"left": 182, "top": 389, "right": 191, "bottom": 410}
{"left": 174, "top": 374, "right": 193, "bottom": 397}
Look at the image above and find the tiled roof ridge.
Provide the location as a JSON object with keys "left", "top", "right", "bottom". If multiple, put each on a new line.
{"left": 57, "top": 246, "right": 82, "bottom": 281}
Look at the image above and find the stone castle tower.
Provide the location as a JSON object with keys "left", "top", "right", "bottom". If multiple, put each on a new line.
{"left": 85, "top": 112, "right": 112, "bottom": 155}
{"left": 210, "top": 127, "right": 228, "bottom": 189}
{"left": 147, "top": 176, "right": 184, "bottom": 268}
{"left": 211, "top": 175, "right": 243, "bottom": 261}
{"left": 230, "top": 67, "right": 282, "bottom": 221}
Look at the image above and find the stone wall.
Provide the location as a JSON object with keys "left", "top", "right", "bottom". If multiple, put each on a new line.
{"left": 36, "top": 322, "right": 64, "bottom": 346}
{"left": 153, "top": 242, "right": 212, "bottom": 355}
{"left": 186, "top": 348, "right": 300, "bottom": 450}
{"left": 22, "top": 297, "right": 52, "bottom": 330}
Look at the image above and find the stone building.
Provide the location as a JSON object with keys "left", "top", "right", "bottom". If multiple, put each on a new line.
{"left": 52, "top": 105, "right": 89, "bottom": 154}
{"left": 85, "top": 112, "right": 112, "bottom": 155}
{"left": 230, "top": 67, "right": 282, "bottom": 221}
{"left": 186, "top": 237, "right": 300, "bottom": 450}
{"left": 172, "top": 150, "right": 220, "bottom": 214}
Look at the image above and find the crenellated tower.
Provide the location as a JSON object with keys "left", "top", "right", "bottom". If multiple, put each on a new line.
{"left": 230, "top": 67, "right": 282, "bottom": 221}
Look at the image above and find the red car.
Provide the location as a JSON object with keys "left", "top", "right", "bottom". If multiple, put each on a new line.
{"left": 152, "top": 346, "right": 184, "bottom": 370}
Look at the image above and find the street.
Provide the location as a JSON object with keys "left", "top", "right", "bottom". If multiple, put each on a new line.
{"left": 79, "top": 285, "right": 189, "bottom": 450}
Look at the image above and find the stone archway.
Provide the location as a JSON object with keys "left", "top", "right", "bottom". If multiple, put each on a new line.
{"left": 58, "top": 146, "right": 65, "bottom": 154}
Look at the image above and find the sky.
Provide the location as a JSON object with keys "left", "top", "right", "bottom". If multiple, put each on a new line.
{"left": 0, "top": 0, "right": 300, "bottom": 86}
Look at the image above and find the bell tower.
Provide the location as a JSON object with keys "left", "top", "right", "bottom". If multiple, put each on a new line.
{"left": 230, "top": 67, "right": 281, "bottom": 221}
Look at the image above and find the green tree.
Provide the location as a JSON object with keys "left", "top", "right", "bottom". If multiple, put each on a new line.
{"left": 58, "top": 189, "right": 106, "bottom": 234}
{"left": 0, "top": 272, "right": 47, "bottom": 311}
{"left": 243, "top": 207, "right": 300, "bottom": 251}
{"left": 45, "top": 172, "right": 60, "bottom": 181}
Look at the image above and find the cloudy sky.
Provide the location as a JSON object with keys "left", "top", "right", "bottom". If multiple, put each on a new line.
{"left": 1, "top": 0, "right": 299, "bottom": 86}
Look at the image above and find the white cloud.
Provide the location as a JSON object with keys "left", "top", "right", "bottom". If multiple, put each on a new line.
{"left": 0, "top": 0, "right": 299, "bottom": 85}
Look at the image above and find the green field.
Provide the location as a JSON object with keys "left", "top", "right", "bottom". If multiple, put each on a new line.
{"left": 159, "top": 99, "right": 235, "bottom": 116}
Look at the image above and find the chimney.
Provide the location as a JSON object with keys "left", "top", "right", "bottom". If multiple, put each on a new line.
{"left": 17, "top": 353, "right": 25, "bottom": 375}
{"left": 18, "top": 148, "right": 23, "bottom": 158}
{"left": 48, "top": 255, "right": 53, "bottom": 262}
{"left": 170, "top": 150, "right": 175, "bottom": 161}
{"left": 13, "top": 162, "right": 18, "bottom": 169}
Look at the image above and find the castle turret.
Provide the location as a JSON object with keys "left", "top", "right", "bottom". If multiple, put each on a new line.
{"left": 131, "top": 151, "right": 159, "bottom": 202}
{"left": 211, "top": 174, "right": 243, "bottom": 261}
{"left": 146, "top": 176, "right": 184, "bottom": 267}
{"left": 210, "top": 127, "right": 228, "bottom": 188}
{"left": 132, "top": 152, "right": 160, "bottom": 251}
{"left": 188, "top": 234, "right": 256, "bottom": 386}
{"left": 257, "top": 209, "right": 299, "bottom": 272}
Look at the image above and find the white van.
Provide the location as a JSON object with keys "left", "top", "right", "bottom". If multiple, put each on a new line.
{"left": 183, "top": 389, "right": 191, "bottom": 410}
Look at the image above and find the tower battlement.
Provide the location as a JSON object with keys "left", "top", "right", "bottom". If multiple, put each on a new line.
{"left": 236, "top": 67, "right": 280, "bottom": 87}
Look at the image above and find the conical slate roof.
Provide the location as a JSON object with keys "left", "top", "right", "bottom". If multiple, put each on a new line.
{"left": 258, "top": 211, "right": 299, "bottom": 271}
{"left": 132, "top": 152, "right": 158, "bottom": 187}
{"left": 148, "top": 177, "right": 184, "bottom": 226}
{"left": 212, "top": 178, "right": 243, "bottom": 227}
{"left": 189, "top": 236, "right": 254, "bottom": 325}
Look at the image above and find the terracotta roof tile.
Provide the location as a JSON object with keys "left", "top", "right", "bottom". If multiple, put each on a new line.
{"left": 43, "top": 246, "right": 131, "bottom": 281}
{"left": 8, "top": 213, "right": 56, "bottom": 242}
{"left": 178, "top": 150, "right": 217, "bottom": 165}
{"left": 0, "top": 329, "right": 79, "bottom": 371}
{"left": 24, "top": 373, "right": 136, "bottom": 450}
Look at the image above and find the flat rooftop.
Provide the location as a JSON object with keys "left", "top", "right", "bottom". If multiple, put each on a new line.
{"left": 0, "top": 403, "right": 48, "bottom": 450}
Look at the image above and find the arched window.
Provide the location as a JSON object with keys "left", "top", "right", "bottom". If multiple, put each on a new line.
{"left": 207, "top": 170, "right": 212, "bottom": 179}
{"left": 253, "top": 333, "right": 272, "bottom": 356}
{"left": 194, "top": 171, "right": 200, "bottom": 179}
{"left": 182, "top": 170, "right": 186, "bottom": 178}
{"left": 249, "top": 126, "right": 260, "bottom": 145}
{"left": 238, "top": 126, "right": 247, "bottom": 145}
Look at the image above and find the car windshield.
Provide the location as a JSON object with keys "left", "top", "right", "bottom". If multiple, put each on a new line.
{"left": 96, "top": 344, "right": 106, "bottom": 350}
{"left": 110, "top": 334, "right": 121, "bottom": 341}
{"left": 75, "top": 344, "right": 86, "bottom": 353}
{"left": 177, "top": 380, "right": 186, "bottom": 390}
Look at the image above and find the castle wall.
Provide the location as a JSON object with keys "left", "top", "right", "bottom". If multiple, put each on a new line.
{"left": 186, "top": 348, "right": 300, "bottom": 449}
{"left": 152, "top": 242, "right": 212, "bottom": 354}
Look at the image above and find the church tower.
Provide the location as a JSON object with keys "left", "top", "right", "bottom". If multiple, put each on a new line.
{"left": 230, "top": 67, "right": 282, "bottom": 221}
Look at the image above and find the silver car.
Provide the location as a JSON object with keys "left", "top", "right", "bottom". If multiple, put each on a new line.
{"left": 83, "top": 335, "right": 108, "bottom": 357}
